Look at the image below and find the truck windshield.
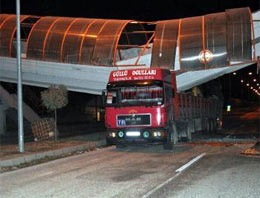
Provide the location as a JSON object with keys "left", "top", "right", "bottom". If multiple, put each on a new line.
{"left": 121, "top": 86, "right": 163, "bottom": 105}
{"left": 106, "top": 81, "right": 164, "bottom": 106}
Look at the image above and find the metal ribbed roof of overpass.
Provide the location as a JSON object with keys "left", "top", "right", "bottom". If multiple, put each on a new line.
{"left": 0, "top": 14, "right": 153, "bottom": 66}
{"left": 0, "top": 7, "right": 256, "bottom": 68}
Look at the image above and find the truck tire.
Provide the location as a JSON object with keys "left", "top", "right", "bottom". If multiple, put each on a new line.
{"left": 207, "top": 119, "right": 217, "bottom": 133}
{"left": 211, "top": 119, "right": 217, "bottom": 133}
{"left": 202, "top": 119, "right": 207, "bottom": 132}
{"left": 106, "top": 138, "right": 113, "bottom": 146}
{"left": 186, "top": 121, "right": 192, "bottom": 142}
{"left": 206, "top": 119, "right": 211, "bottom": 133}
{"left": 163, "top": 123, "right": 178, "bottom": 150}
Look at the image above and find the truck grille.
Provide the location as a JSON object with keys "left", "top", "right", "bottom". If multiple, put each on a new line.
{"left": 117, "top": 114, "right": 151, "bottom": 126}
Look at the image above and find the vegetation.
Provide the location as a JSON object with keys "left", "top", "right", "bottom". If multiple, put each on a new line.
{"left": 41, "top": 85, "right": 68, "bottom": 141}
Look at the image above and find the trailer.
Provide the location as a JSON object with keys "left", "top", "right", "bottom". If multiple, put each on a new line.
{"left": 103, "top": 68, "right": 222, "bottom": 149}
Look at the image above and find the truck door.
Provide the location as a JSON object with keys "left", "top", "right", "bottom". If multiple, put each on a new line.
{"left": 164, "top": 83, "right": 174, "bottom": 123}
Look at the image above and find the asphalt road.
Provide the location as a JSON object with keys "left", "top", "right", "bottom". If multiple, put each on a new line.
{"left": 0, "top": 105, "right": 259, "bottom": 198}
{"left": 150, "top": 145, "right": 260, "bottom": 198}
{"left": 222, "top": 106, "right": 260, "bottom": 137}
{"left": 0, "top": 142, "right": 259, "bottom": 198}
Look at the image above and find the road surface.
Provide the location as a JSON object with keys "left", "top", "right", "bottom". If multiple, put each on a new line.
{"left": 0, "top": 143, "right": 259, "bottom": 198}
{"left": 0, "top": 105, "right": 259, "bottom": 198}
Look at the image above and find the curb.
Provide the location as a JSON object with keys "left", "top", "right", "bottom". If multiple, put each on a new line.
{"left": 0, "top": 139, "right": 106, "bottom": 168}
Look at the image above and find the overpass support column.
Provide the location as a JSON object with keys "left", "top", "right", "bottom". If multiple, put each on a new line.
{"left": 0, "top": 102, "right": 7, "bottom": 135}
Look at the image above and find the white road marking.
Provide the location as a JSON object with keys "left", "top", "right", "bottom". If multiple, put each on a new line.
{"left": 175, "top": 152, "right": 206, "bottom": 172}
{"left": 142, "top": 152, "right": 206, "bottom": 198}
{"left": 38, "top": 171, "right": 53, "bottom": 178}
{"left": 142, "top": 172, "right": 181, "bottom": 198}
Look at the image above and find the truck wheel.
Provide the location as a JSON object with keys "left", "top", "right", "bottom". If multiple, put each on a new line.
{"left": 172, "top": 123, "right": 178, "bottom": 145}
{"left": 186, "top": 121, "right": 192, "bottom": 142}
{"left": 208, "top": 119, "right": 216, "bottom": 133}
{"left": 106, "top": 138, "right": 113, "bottom": 146}
{"left": 206, "top": 119, "right": 210, "bottom": 133}
{"left": 163, "top": 123, "right": 178, "bottom": 150}
{"left": 211, "top": 119, "right": 217, "bottom": 133}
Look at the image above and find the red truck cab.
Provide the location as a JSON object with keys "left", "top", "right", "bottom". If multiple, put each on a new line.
{"left": 104, "top": 68, "right": 178, "bottom": 148}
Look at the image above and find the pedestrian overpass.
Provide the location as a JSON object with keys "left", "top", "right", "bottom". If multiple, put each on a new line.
{"left": 0, "top": 7, "right": 259, "bottom": 94}
{"left": 0, "top": 8, "right": 259, "bottom": 134}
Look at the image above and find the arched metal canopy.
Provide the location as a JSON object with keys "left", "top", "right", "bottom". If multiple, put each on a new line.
{"left": 0, "top": 14, "right": 32, "bottom": 57}
{"left": 151, "top": 7, "right": 255, "bottom": 71}
{"left": 0, "top": 7, "right": 256, "bottom": 70}
{"left": 0, "top": 15, "right": 150, "bottom": 66}
{"left": 26, "top": 17, "right": 132, "bottom": 66}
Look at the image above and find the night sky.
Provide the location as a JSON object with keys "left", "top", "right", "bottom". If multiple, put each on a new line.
{"left": 0, "top": 0, "right": 259, "bottom": 20}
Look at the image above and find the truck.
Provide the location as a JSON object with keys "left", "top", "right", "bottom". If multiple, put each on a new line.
{"left": 103, "top": 68, "right": 222, "bottom": 149}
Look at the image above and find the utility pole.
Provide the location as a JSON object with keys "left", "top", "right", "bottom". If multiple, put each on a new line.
{"left": 16, "top": 0, "right": 24, "bottom": 153}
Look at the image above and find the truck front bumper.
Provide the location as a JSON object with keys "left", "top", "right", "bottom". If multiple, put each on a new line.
{"left": 106, "top": 128, "right": 167, "bottom": 144}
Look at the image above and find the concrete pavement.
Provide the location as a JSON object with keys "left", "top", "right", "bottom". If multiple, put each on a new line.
{"left": 0, "top": 132, "right": 106, "bottom": 169}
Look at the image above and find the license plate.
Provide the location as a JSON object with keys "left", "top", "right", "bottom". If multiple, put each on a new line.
{"left": 117, "top": 114, "right": 151, "bottom": 126}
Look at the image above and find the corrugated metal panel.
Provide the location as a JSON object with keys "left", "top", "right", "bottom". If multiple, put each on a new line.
{"left": 180, "top": 16, "right": 204, "bottom": 71}
{"left": 92, "top": 20, "right": 130, "bottom": 66}
{"left": 61, "top": 18, "right": 94, "bottom": 64}
{"left": 43, "top": 18, "right": 75, "bottom": 62}
{"left": 151, "top": 19, "right": 179, "bottom": 69}
{"left": 27, "top": 17, "right": 59, "bottom": 60}
{"left": 0, "top": 15, "right": 30, "bottom": 57}
{"left": 226, "top": 7, "right": 252, "bottom": 62}
{"left": 80, "top": 20, "right": 107, "bottom": 65}
{"left": 205, "top": 12, "right": 227, "bottom": 68}
{"left": 0, "top": 14, "right": 11, "bottom": 25}
{"left": 0, "top": 15, "right": 14, "bottom": 56}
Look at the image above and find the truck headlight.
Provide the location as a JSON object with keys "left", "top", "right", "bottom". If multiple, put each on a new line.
{"left": 109, "top": 132, "right": 116, "bottom": 138}
{"left": 153, "top": 132, "right": 162, "bottom": 137}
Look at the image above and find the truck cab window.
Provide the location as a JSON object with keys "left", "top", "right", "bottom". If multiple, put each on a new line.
{"left": 121, "top": 86, "right": 163, "bottom": 105}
